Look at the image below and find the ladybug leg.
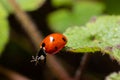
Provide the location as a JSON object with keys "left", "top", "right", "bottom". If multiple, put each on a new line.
{"left": 31, "top": 56, "right": 39, "bottom": 62}
{"left": 31, "top": 55, "right": 46, "bottom": 65}
{"left": 31, "top": 56, "right": 37, "bottom": 62}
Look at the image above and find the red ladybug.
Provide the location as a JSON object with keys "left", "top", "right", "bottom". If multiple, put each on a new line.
{"left": 31, "top": 33, "right": 67, "bottom": 64}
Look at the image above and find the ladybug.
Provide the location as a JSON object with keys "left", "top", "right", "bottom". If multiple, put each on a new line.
{"left": 31, "top": 33, "right": 67, "bottom": 64}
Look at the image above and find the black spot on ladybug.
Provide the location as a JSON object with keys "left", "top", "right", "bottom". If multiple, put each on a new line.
{"left": 55, "top": 46, "right": 58, "bottom": 50}
{"left": 62, "top": 37, "right": 66, "bottom": 42}
{"left": 42, "top": 43, "right": 45, "bottom": 47}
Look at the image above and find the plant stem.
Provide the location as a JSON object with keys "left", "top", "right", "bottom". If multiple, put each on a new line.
{"left": 74, "top": 54, "right": 90, "bottom": 80}
{"left": 47, "top": 54, "right": 73, "bottom": 80}
{"left": 8, "top": 0, "right": 43, "bottom": 48}
{"left": 8, "top": 0, "right": 72, "bottom": 80}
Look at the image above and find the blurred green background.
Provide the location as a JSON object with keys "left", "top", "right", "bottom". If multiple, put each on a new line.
{"left": 0, "top": 0, "right": 120, "bottom": 80}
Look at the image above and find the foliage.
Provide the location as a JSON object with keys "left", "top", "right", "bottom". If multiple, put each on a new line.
{"left": 0, "top": 3, "right": 8, "bottom": 18}
{"left": 0, "top": 0, "right": 120, "bottom": 79}
{"left": 0, "top": 0, "right": 45, "bottom": 12}
{"left": 0, "top": 3, "right": 9, "bottom": 54}
{"left": 0, "top": 19, "right": 9, "bottom": 54}
{"left": 0, "top": 0, "right": 45, "bottom": 53}
{"left": 48, "top": 1, "right": 105, "bottom": 32}
{"left": 64, "top": 16, "right": 120, "bottom": 63}
{"left": 51, "top": 0, "right": 72, "bottom": 7}
{"left": 105, "top": 72, "right": 120, "bottom": 80}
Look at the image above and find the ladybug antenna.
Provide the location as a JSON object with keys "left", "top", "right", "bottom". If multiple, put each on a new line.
{"left": 31, "top": 48, "right": 46, "bottom": 65}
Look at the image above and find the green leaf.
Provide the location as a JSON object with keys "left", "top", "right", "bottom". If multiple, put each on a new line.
{"left": 51, "top": 0, "right": 73, "bottom": 7}
{"left": 0, "top": 0, "right": 45, "bottom": 12}
{"left": 17, "top": 0, "right": 45, "bottom": 11}
{"left": 64, "top": 26, "right": 99, "bottom": 50}
{"left": 47, "top": 9, "right": 73, "bottom": 32}
{"left": 105, "top": 71, "right": 120, "bottom": 80}
{"left": 48, "top": 1, "right": 105, "bottom": 32}
{"left": 64, "top": 16, "right": 120, "bottom": 63}
{"left": 0, "top": 3, "right": 8, "bottom": 18}
{"left": 72, "top": 1, "right": 105, "bottom": 26}
{"left": 0, "top": 18, "right": 9, "bottom": 54}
